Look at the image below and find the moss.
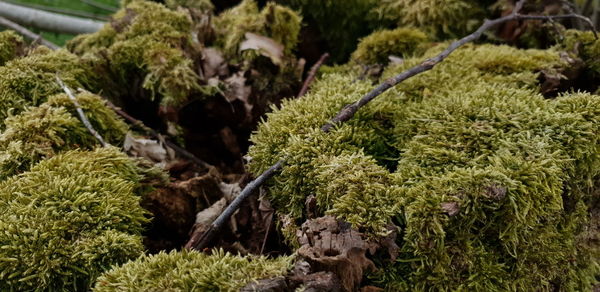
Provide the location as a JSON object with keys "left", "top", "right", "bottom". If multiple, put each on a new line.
{"left": 0, "top": 30, "right": 25, "bottom": 66}
{"left": 0, "top": 148, "right": 150, "bottom": 291}
{"left": 0, "top": 92, "right": 129, "bottom": 179}
{"left": 213, "top": 0, "right": 302, "bottom": 60}
{"left": 68, "top": 0, "right": 205, "bottom": 107}
{"left": 249, "top": 43, "right": 600, "bottom": 289}
{"left": 94, "top": 249, "right": 292, "bottom": 291}
{"left": 351, "top": 27, "right": 429, "bottom": 64}
{"left": 374, "top": 0, "right": 487, "bottom": 39}
{"left": 560, "top": 30, "right": 600, "bottom": 77}
{"left": 164, "top": 0, "right": 214, "bottom": 11}
{"left": 381, "top": 43, "right": 566, "bottom": 100}
{"left": 0, "top": 48, "right": 97, "bottom": 127}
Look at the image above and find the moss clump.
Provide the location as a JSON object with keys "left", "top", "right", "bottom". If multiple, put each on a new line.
{"left": 0, "top": 92, "right": 129, "bottom": 179}
{"left": 0, "top": 30, "right": 25, "bottom": 66}
{"left": 375, "top": 0, "right": 487, "bottom": 38}
{"left": 382, "top": 43, "right": 566, "bottom": 100}
{"left": 560, "top": 30, "right": 600, "bottom": 80}
{"left": 0, "top": 47, "right": 97, "bottom": 127}
{"left": 213, "top": 0, "right": 302, "bottom": 60}
{"left": 0, "top": 148, "right": 151, "bottom": 291}
{"left": 249, "top": 43, "right": 600, "bottom": 289}
{"left": 68, "top": 0, "right": 205, "bottom": 107}
{"left": 351, "top": 27, "right": 429, "bottom": 64}
{"left": 94, "top": 249, "right": 292, "bottom": 291}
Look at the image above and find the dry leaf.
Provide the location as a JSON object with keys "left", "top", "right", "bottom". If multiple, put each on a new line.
{"left": 123, "top": 132, "right": 174, "bottom": 167}
{"left": 240, "top": 32, "right": 284, "bottom": 65}
{"left": 202, "top": 47, "right": 228, "bottom": 79}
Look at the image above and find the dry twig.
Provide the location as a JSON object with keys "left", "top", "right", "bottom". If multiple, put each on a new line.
{"left": 56, "top": 76, "right": 107, "bottom": 147}
{"left": 298, "top": 53, "right": 330, "bottom": 97}
{"left": 0, "top": 16, "right": 58, "bottom": 50}
{"left": 103, "top": 99, "right": 213, "bottom": 170}
{"left": 187, "top": 0, "right": 596, "bottom": 251}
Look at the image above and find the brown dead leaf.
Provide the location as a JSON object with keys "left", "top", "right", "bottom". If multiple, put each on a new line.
{"left": 240, "top": 32, "right": 284, "bottom": 65}
{"left": 441, "top": 201, "right": 460, "bottom": 216}
{"left": 296, "top": 216, "right": 377, "bottom": 292}
{"left": 123, "top": 132, "right": 174, "bottom": 167}
{"left": 202, "top": 47, "right": 228, "bottom": 79}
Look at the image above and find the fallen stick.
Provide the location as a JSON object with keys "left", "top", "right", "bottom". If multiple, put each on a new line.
{"left": 297, "top": 53, "right": 330, "bottom": 97}
{"left": 103, "top": 99, "right": 213, "bottom": 170}
{"left": 187, "top": 0, "right": 597, "bottom": 251}
{"left": 0, "top": 16, "right": 59, "bottom": 50}
{"left": 56, "top": 76, "right": 107, "bottom": 147}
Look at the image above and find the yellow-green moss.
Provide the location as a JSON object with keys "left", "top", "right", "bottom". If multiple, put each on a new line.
{"left": 0, "top": 148, "right": 150, "bottom": 291}
{"left": 94, "top": 249, "right": 292, "bottom": 291}
{"left": 0, "top": 30, "right": 25, "bottom": 66}
{"left": 375, "top": 0, "right": 486, "bottom": 38}
{"left": 68, "top": 0, "right": 204, "bottom": 107}
{"left": 0, "top": 92, "right": 129, "bottom": 179}
{"left": 213, "top": 0, "right": 302, "bottom": 60}
{"left": 248, "top": 43, "right": 600, "bottom": 289}
{"left": 0, "top": 48, "right": 97, "bottom": 127}
{"left": 561, "top": 30, "right": 600, "bottom": 76}
{"left": 351, "top": 27, "right": 429, "bottom": 64}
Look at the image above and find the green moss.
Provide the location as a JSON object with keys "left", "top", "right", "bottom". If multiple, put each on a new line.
{"left": 0, "top": 48, "right": 97, "bottom": 127}
{"left": 0, "top": 30, "right": 25, "bottom": 66}
{"left": 560, "top": 30, "right": 600, "bottom": 77}
{"left": 374, "top": 0, "right": 487, "bottom": 39}
{"left": 213, "top": 0, "right": 302, "bottom": 60}
{"left": 249, "top": 43, "right": 600, "bottom": 289}
{"left": 164, "top": 0, "right": 213, "bottom": 11}
{"left": 0, "top": 148, "right": 150, "bottom": 291}
{"left": 94, "top": 249, "right": 292, "bottom": 291}
{"left": 382, "top": 43, "right": 566, "bottom": 100}
{"left": 0, "top": 92, "right": 129, "bottom": 179}
{"left": 351, "top": 27, "right": 429, "bottom": 64}
{"left": 68, "top": 0, "right": 205, "bottom": 107}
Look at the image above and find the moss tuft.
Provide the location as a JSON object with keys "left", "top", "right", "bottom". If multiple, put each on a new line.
{"left": 0, "top": 48, "right": 97, "bottom": 127}
{"left": 0, "top": 148, "right": 150, "bottom": 291}
{"left": 351, "top": 27, "right": 429, "bottom": 64}
{"left": 94, "top": 249, "right": 292, "bottom": 291}
{"left": 0, "top": 92, "right": 129, "bottom": 179}
{"left": 0, "top": 30, "right": 26, "bottom": 66}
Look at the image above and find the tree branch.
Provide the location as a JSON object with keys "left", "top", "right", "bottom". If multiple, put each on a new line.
{"left": 0, "top": 1, "right": 105, "bottom": 35}
{"left": 298, "top": 53, "right": 329, "bottom": 97}
{"left": 56, "top": 76, "right": 107, "bottom": 147}
{"left": 0, "top": 16, "right": 59, "bottom": 50}
{"left": 102, "top": 99, "right": 214, "bottom": 170}
{"left": 188, "top": 0, "right": 595, "bottom": 251}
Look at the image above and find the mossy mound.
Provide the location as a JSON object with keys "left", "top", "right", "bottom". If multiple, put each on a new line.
{"left": 248, "top": 43, "right": 600, "bottom": 289}
{"left": 0, "top": 47, "right": 97, "bottom": 128}
{"left": 94, "top": 249, "right": 292, "bottom": 291}
{"left": 350, "top": 27, "right": 429, "bottom": 65}
{"left": 0, "top": 92, "right": 129, "bottom": 179}
{"left": 560, "top": 30, "right": 600, "bottom": 85}
{"left": 0, "top": 30, "right": 26, "bottom": 66}
{"left": 375, "top": 0, "right": 489, "bottom": 39}
{"left": 0, "top": 148, "right": 151, "bottom": 291}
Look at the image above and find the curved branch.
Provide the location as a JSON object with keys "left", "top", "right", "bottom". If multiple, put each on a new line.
{"left": 0, "top": 16, "right": 59, "bottom": 50}
{"left": 0, "top": 1, "right": 105, "bottom": 35}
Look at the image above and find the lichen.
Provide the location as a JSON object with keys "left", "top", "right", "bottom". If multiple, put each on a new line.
{"left": 0, "top": 148, "right": 151, "bottom": 291}
{"left": 0, "top": 92, "right": 129, "bottom": 179}
{"left": 351, "top": 27, "right": 429, "bottom": 64}
{"left": 94, "top": 249, "right": 292, "bottom": 291}
{"left": 0, "top": 30, "right": 26, "bottom": 66}
{"left": 248, "top": 43, "right": 600, "bottom": 289}
{"left": 0, "top": 47, "right": 97, "bottom": 128}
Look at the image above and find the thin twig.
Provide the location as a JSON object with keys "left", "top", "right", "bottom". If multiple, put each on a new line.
{"left": 0, "top": 16, "right": 59, "bottom": 50}
{"left": 297, "top": 53, "right": 330, "bottom": 97}
{"left": 103, "top": 99, "right": 214, "bottom": 170}
{"left": 56, "top": 76, "right": 107, "bottom": 147}
{"left": 187, "top": 0, "right": 594, "bottom": 251}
